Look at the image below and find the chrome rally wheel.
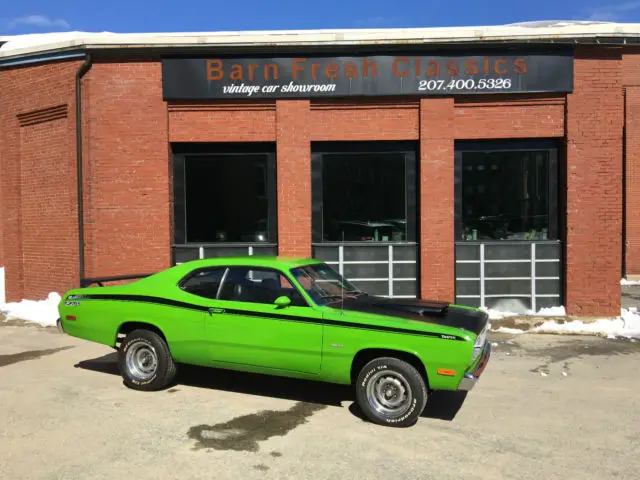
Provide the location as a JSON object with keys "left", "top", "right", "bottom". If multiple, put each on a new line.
{"left": 117, "top": 328, "right": 177, "bottom": 391}
{"left": 125, "top": 340, "right": 158, "bottom": 382}
{"left": 356, "top": 357, "right": 428, "bottom": 427}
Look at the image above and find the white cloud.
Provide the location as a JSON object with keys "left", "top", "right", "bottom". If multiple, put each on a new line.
{"left": 6, "top": 14, "right": 70, "bottom": 30}
{"left": 584, "top": 1, "right": 640, "bottom": 21}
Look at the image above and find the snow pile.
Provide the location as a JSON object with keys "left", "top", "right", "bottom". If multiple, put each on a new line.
{"left": 482, "top": 305, "right": 566, "bottom": 320}
{"left": 0, "top": 292, "right": 61, "bottom": 327}
{"left": 532, "top": 308, "right": 640, "bottom": 339}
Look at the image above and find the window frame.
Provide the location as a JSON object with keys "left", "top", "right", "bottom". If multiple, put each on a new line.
{"left": 218, "top": 266, "right": 312, "bottom": 307}
{"left": 178, "top": 265, "right": 313, "bottom": 308}
{"left": 177, "top": 266, "right": 229, "bottom": 300}
{"left": 311, "top": 141, "right": 418, "bottom": 244}
{"left": 454, "top": 139, "right": 560, "bottom": 242}
{"left": 171, "top": 142, "right": 278, "bottom": 245}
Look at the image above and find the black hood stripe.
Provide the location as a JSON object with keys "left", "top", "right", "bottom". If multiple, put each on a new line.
{"left": 336, "top": 297, "right": 488, "bottom": 336}
{"left": 65, "top": 293, "right": 469, "bottom": 341}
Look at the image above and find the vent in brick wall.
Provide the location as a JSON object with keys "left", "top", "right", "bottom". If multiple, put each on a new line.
{"left": 311, "top": 98, "right": 420, "bottom": 110}
{"left": 168, "top": 101, "right": 275, "bottom": 112}
{"left": 454, "top": 94, "right": 566, "bottom": 107}
{"left": 17, "top": 104, "right": 68, "bottom": 127}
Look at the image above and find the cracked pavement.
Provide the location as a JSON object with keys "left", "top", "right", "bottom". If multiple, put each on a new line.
{"left": 1, "top": 323, "right": 639, "bottom": 479}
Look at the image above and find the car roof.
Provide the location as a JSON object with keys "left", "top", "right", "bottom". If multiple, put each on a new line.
{"left": 173, "top": 255, "right": 324, "bottom": 271}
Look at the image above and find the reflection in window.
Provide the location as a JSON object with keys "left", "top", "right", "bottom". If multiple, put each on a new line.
{"left": 185, "top": 155, "right": 270, "bottom": 243}
{"left": 459, "top": 150, "right": 556, "bottom": 241}
{"left": 321, "top": 153, "right": 407, "bottom": 242}
{"left": 180, "top": 267, "right": 226, "bottom": 299}
{"left": 218, "top": 267, "right": 307, "bottom": 306}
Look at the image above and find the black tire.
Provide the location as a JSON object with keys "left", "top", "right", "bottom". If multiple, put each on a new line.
{"left": 117, "top": 328, "right": 177, "bottom": 391}
{"left": 355, "top": 357, "right": 428, "bottom": 427}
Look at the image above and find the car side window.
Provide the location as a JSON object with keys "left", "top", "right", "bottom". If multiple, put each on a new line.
{"left": 218, "top": 267, "right": 308, "bottom": 307}
{"left": 180, "top": 267, "right": 226, "bottom": 300}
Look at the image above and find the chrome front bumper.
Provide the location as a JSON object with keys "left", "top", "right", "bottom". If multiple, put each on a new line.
{"left": 458, "top": 341, "right": 491, "bottom": 391}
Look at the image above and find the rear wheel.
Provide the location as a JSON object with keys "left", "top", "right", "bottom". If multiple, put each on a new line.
{"left": 117, "top": 328, "right": 177, "bottom": 391}
{"left": 355, "top": 357, "right": 428, "bottom": 427}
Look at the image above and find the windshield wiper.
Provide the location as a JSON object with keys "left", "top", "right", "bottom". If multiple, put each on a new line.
{"left": 318, "top": 294, "right": 344, "bottom": 302}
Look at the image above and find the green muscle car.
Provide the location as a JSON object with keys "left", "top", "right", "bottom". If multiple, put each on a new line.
{"left": 57, "top": 256, "right": 491, "bottom": 427}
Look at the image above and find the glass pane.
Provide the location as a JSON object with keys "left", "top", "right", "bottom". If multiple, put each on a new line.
{"left": 455, "top": 280, "right": 480, "bottom": 296}
{"left": 535, "top": 296, "right": 562, "bottom": 309}
{"left": 180, "top": 267, "right": 226, "bottom": 299}
{"left": 343, "top": 246, "right": 388, "bottom": 261}
{"left": 459, "top": 150, "right": 556, "bottom": 241}
{"left": 392, "top": 281, "right": 418, "bottom": 297}
{"left": 455, "top": 296, "right": 481, "bottom": 308}
{"left": 185, "top": 154, "right": 270, "bottom": 243}
{"left": 219, "top": 267, "right": 307, "bottom": 306}
{"left": 173, "top": 247, "right": 200, "bottom": 264}
{"left": 350, "top": 280, "right": 389, "bottom": 296}
{"left": 393, "top": 263, "right": 417, "bottom": 279}
{"left": 203, "top": 247, "right": 250, "bottom": 257}
{"left": 312, "top": 246, "right": 339, "bottom": 262}
{"left": 485, "top": 297, "right": 532, "bottom": 312}
{"left": 321, "top": 153, "right": 407, "bottom": 242}
{"left": 393, "top": 246, "right": 417, "bottom": 261}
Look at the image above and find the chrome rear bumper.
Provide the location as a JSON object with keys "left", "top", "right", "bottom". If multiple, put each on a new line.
{"left": 458, "top": 341, "right": 491, "bottom": 391}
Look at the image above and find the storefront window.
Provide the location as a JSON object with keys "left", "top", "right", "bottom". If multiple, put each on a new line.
{"left": 455, "top": 141, "right": 559, "bottom": 241}
{"left": 172, "top": 145, "right": 277, "bottom": 245}
{"left": 312, "top": 142, "right": 417, "bottom": 243}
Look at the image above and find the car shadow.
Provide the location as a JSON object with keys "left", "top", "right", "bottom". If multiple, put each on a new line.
{"left": 74, "top": 352, "right": 467, "bottom": 422}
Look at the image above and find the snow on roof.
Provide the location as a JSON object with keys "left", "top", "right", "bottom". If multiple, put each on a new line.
{"left": 1, "top": 20, "right": 640, "bottom": 60}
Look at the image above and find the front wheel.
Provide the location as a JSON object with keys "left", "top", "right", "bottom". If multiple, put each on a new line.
{"left": 355, "top": 357, "right": 428, "bottom": 427}
{"left": 117, "top": 328, "right": 177, "bottom": 391}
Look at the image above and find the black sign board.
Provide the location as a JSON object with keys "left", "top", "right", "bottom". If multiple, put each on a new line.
{"left": 162, "top": 53, "right": 573, "bottom": 99}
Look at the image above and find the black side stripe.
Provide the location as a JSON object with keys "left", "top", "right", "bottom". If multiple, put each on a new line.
{"left": 67, "top": 293, "right": 467, "bottom": 341}
{"left": 68, "top": 293, "right": 210, "bottom": 312}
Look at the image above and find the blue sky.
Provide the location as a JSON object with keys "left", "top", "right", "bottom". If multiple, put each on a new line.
{"left": 1, "top": 1, "right": 640, "bottom": 35}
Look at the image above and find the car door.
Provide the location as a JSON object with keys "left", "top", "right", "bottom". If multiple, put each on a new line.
{"left": 203, "top": 266, "right": 323, "bottom": 375}
{"left": 172, "top": 266, "right": 228, "bottom": 364}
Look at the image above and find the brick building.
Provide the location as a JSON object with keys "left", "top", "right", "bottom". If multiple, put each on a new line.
{"left": 0, "top": 22, "right": 636, "bottom": 316}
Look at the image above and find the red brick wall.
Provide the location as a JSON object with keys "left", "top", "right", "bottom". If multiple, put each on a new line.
{"left": 169, "top": 101, "right": 276, "bottom": 142}
{"left": 276, "top": 100, "right": 311, "bottom": 257}
{"left": 623, "top": 53, "right": 640, "bottom": 276}
{"left": 20, "top": 111, "right": 79, "bottom": 300}
{"left": 622, "top": 49, "right": 640, "bottom": 86}
{"left": 0, "top": 61, "right": 80, "bottom": 302}
{"left": 625, "top": 86, "right": 640, "bottom": 276}
{"left": 455, "top": 95, "right": 565, "bottom": 138}
{"left": 82, "top": 61, "right": 170, "bottom": 278}
{"left": 419, "top": 97, "right": 455, "bottom": 300}
{"left": 310, "top": 98, "right": 419, "bottom": 140}
{"left": 565, "top": 48, "right": 624, "bottom": 316}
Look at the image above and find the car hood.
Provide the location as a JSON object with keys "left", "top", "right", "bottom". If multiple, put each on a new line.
{"left": 332, "top": 295, "right": 488, "bottom": 336}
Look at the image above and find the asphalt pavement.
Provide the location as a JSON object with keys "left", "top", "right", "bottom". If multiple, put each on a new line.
{"left": 1, "top": 323, "right": 639, "bottom": 480}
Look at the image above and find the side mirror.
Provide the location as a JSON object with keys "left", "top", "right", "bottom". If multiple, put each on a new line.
{"left": 274, "top": 296, "right": 291, "bottom": 308}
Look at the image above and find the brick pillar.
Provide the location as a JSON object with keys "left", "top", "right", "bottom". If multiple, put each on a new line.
{"left": 625, "top": 87, "right": 640, "bottom": 278}
{"left": 565, "top": 48, "right": 624, "bottom": 316}
{"left": 276, "top": 100, "right": 311, "bottom": 257}
{"left": 419, "top": 98, "right": 455, "bottom": 301}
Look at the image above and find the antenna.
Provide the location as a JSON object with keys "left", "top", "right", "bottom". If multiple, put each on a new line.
{"left": 340, "top": 231, "right": 345, "bottom": 313}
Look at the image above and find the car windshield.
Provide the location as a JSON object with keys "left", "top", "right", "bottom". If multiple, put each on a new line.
{"left": 290, "top": 263, "right": 364, "bottom": 306}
